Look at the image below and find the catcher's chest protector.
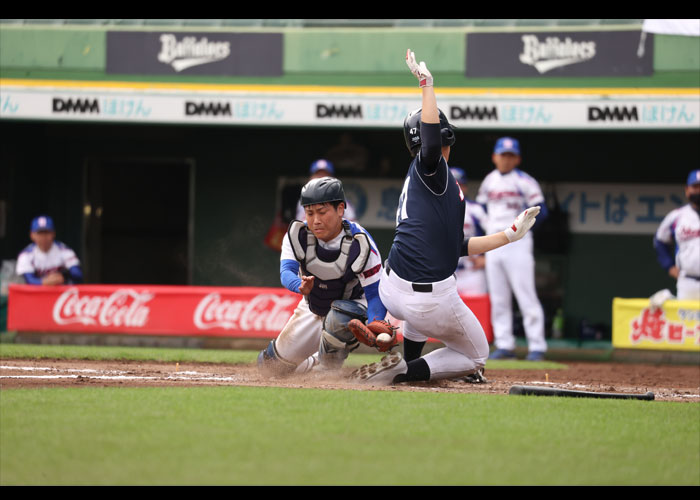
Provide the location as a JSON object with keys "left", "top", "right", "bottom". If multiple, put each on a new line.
{"left": 288, "top": 220, "right": 371, "bottom": 316}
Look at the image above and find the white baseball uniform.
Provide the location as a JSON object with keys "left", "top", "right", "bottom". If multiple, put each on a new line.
{"left": 476, "top": 168, "right": 547, "bottom": 353}
{"left": 16, "top": 241, "right": 81, "bottom": 282}
{"left": 276, "top": 219, "right": 383, "bottom": 366}
{"left": 655, "top": 204, "right": 700, "bottom": 300}
{"left": 455, "top": 200, "right": 488, "bottom": 296}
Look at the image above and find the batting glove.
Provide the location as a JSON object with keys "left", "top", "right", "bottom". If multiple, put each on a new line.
{"left": 504, "top": 206, "right": 541, "bottom": 242}
{"left": 406, "top": 49, "right": 433, "bottom": 88}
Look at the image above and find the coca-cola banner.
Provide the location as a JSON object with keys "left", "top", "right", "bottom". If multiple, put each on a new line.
{"left": 106, "top": 31, "right": 283, "bottom": 76}
{"left": 466, "top": 30, "right": 653, "bottom": 77}
{"left": 7, "top": 284, "right": 299, "bottom": 338}
{"left": 7, "top": 284, "right": 493, "bottom": 343}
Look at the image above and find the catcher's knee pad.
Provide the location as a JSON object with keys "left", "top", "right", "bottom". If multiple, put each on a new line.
{"left": 257, "top": 340, "right": 297, "bottom": 378}
{"left": 318, "top": 300, "right": 368, "bottom": 369}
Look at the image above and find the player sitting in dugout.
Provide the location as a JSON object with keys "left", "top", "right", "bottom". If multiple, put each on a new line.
{"left": 16, "top": 215, "right": 83, "bottom": 286}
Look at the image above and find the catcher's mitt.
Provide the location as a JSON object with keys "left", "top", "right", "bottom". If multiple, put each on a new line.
{"left": 347, "top": 319, "right": 399, "bottom": 352}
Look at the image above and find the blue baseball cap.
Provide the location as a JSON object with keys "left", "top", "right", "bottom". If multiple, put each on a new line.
{"left": 688, "top": 169, "right": 700, "bottom": 186}
{"left": 309, "top": 159, "right": 335, "bottom": 176}
{"left": 30, "top": 215, "right": 55, "bottom": 232}
{"left": 450, "top": 167, "right": 467, "bottom": 184}
{"left": 494, "top": 137, "right": 521, "bottom": 155}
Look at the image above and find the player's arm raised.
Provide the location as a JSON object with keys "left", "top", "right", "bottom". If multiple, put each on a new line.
{"left": 406, "top": 49, "right": 437, "bottom": 123}
{"left": 465, "top": 206, "right": 541, "bottom": 255}
{"left": 406, "top": 49, "right": 446, "bottom": 172}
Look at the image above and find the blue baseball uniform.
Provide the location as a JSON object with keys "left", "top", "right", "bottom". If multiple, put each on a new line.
{"left": 351, "top": 49, "right": 543, "bottom": 384}
{"left": 378, "top": 121, "right": 490, "bottom": 380}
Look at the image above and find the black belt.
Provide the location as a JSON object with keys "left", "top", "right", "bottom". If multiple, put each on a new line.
{"left": 385, "top": 262, "right": 433, "bottom": 293}
{"left": 686, "top": 274, "right": 700, "bottom": 281}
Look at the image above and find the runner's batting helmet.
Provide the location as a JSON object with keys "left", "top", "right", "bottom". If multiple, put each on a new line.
{"left": 403, "top": 108, "right": 455, "bottom": 157}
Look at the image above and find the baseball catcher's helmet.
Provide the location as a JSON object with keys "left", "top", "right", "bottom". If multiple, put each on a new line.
{"left": 300, "top": 176, "right": 346, "bottom": 206}
{"left": 403, "top": 108, "right": 456, "bottom": 157}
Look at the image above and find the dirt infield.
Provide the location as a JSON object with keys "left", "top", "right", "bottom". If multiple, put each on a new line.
{"left": 1, "top": 358, "right": 698, "bottom": 402}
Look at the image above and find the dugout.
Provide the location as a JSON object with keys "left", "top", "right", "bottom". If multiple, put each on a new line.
{"left": 1, "top": 120, "right": 696, "bottom": 340}
{"left": 1, "top": 19, "right": 698, "bottom": 342}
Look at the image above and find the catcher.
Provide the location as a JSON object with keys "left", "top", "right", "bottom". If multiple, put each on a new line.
{"left": 257, "top": 176, "right": 398, "bottom": 377}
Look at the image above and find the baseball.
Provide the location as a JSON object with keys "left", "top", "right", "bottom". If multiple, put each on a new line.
{"left": 376, "top": 333, "right": 392, "bottom": 343}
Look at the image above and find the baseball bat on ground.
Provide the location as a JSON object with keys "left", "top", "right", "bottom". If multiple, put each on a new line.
{"left": 509, "top": 385, "right": 655, "bottom": 401}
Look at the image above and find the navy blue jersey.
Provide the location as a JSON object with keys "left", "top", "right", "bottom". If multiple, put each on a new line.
{"left": 388, "top": 122, "right": 466, "bottom": 283}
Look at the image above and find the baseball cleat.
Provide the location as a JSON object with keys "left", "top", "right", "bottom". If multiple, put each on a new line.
{"left": 459, "top": 368, "right": 488, "bottom": 384}
{"left": 351, "top": 351, "right": 407, "bottom": 386}
{"left": 525, "top": 351, "right": 545, "bottom": 361}
{"left": 489, "top": 348, "right": 516, "bottom": 360}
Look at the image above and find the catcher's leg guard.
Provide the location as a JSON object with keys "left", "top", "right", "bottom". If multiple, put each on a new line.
{"left": 257, "top": 340, "right": 297, "bottom": 378}
{"left": 318, "top": 300, "right": 368, "bottom": 370}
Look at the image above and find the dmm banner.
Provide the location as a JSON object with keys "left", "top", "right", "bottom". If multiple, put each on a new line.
{"left": 466, "top": 30, "right": 653, "bottom": 77}
{"left": 612, "top": 298, "right": 700, "bottom": 351}
{"left": 7, "top": 284, "right": 492, "bottom": 342}
{"left": 106, "top": 31, "right": 283, "bottom": 76}
{"left": 2, "top": 81, "right": 698, "bottom": 129}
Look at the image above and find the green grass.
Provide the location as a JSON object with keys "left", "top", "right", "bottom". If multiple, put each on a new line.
{"left": 0, "top": 343, "right": 258, "bottom": 365}
{"left": 1, "top": 386, "right": 698, "bottom": 486}
{"left": 1, "top": 343, "right": 696, "bottom": 485}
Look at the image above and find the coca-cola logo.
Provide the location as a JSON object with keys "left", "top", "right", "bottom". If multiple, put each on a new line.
{"left": 194, "top": 292, "right": 296, "bottom": 331}
{"left": 52, "top": 288, "right": 153, "bottom": 327}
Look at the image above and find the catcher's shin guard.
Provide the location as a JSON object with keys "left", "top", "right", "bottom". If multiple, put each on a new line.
{"left": 317, "top": 300, "right": 367, "bottom": 369}
{"left": 257, "top": 340, "right": 297, "bottom": 378}
{"left": 318, "top": 330, "right": 352, "bottom": 370}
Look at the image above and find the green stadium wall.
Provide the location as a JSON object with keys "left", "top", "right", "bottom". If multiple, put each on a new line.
{"left": 1, "top": 25, "right": 698, "bottom": 86}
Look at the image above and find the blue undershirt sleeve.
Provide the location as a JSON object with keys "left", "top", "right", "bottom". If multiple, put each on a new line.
{"left": 653, "top": 237, "right": 675, "bottom": 271}
{"left": 67, "top": 266, "right": 83, "bottom": 284}
{"left": 23, "top": 273, "right": 43, "bottom": 285}
{"left": 280, "top": 259, "right": 302, "bottom": 294}
{"left": 364, "top": 281, "right": 387, "bottom": 322}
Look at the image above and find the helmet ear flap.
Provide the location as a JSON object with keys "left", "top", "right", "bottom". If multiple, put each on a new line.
{"left": 438, "top": 108, "right": 456, "bottom": 148}
{"left": 441, "top": 127, "right": 455, "bottom": 147}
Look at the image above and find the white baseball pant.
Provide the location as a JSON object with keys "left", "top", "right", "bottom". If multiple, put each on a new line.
{"left": 378, "top": 267, "right": 489, "bottom": 379}
{"left": 677, "top": 273, "right": 700, "bottom": 301}
{"left": 485, "top": 235, "right": 547, "bottom": 352}
{"left": 274, "top": 296, "right": 367, "bottom": 366}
